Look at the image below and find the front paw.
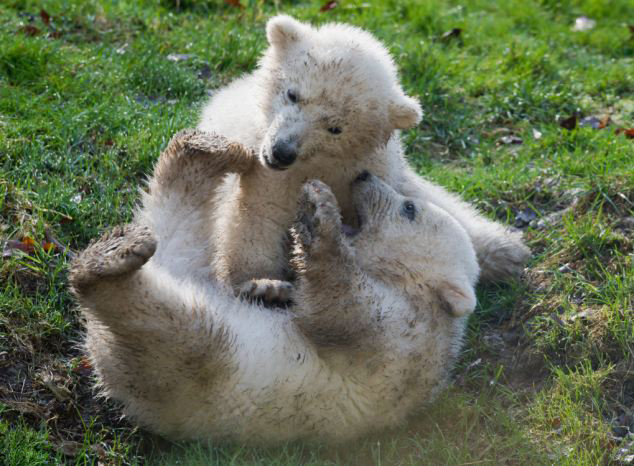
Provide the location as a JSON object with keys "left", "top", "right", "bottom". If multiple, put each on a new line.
{"left": 478, "top": 232, "right": 531, "bottom": 282}
{"left": 70, "top": 224, "right": 156, "bottom": 290}
{"left": 295, "top": 180, "right": 342, "bottom": 247}
{"left": 180, "top": 130, "right": 254, "bottom": 173}
{"left": 237, "top": 279, "right": 294, "bottom": 306}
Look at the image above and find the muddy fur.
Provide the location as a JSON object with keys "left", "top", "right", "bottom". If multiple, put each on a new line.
{"left": 198, "top": 15, "right": 530, "bottom": 300}
{"left": 70, "top": 130, "right": 479, "bottom": 444}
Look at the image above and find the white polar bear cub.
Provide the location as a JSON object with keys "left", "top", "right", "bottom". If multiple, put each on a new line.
{"left": 198, "top": 15, "right": 530, "bottom": 301}
{"left": 70, "top": 130, "right": 479, "bottom": 444}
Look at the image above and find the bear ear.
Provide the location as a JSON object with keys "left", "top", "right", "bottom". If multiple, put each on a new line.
{"left": 266, "top": 15, "right": 305, "bottom": 49}
{"left": 436, "top": 279, "right": 476, "bottom": 317}
{"left": 389, "top": 94, "right": 422, "bottom": 130}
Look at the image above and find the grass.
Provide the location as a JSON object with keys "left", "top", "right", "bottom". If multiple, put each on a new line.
{"left": 0, "top": 0, "right": 632, "bottom": 463}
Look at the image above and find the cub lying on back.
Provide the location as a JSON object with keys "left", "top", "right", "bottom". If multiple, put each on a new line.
{"left": 70, "top": 130, "right": 479, "bottom": 443}
{"left": 199, "top": 15, "right": 530, "bottom": 301}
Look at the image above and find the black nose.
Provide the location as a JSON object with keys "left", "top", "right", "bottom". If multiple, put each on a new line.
{"left": 355, "top": 170, "right": 371, "bottom": 182}
{"left": 271, "top": 141, "right": 297, "bottom": 166}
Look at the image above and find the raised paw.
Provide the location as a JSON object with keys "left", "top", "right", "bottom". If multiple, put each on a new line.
{"left": 159, "top": 130, "right": 254, "bottom": 179}
{"left": 295, "top": 180, "right": 342, "bottom": 247}
{"left": 70, "top": 224, "right": 157, "bottom": 290}
{"left": 237, "top": 279, "right": 294, "bottom": 306}
{"left": 478, "top": 232, "right": 531, "bottom": 282}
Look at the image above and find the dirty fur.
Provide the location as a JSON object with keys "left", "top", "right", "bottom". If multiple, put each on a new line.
{"left": 198, "top": 15, "right": 530, "bottom": 300}
{"left": 70, "top": 130, "right": 479, "bottom": 444}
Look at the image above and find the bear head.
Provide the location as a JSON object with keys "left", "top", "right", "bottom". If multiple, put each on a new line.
{"left": 348, "top": 171, "right": 479, "bottom": 318}
{"left": 256, "top": 15, "right": 422, "bottom": 171}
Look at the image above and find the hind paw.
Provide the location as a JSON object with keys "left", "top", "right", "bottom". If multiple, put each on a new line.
{"left": 70, "top": 224, "right": 156, "bottom": 289}
{"left": 237, "top": 279, "right": 294, "bottom": 306}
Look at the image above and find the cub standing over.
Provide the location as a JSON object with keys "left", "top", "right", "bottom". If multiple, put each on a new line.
{"left": 70, "top": 130, "right": 479, "bottom": 443}
{"left": 199, "top": 15, "right": 530, "bottom": 301}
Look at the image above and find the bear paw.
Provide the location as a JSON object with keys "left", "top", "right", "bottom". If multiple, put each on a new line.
{"left": 70, "top": 224, "right": 157, "bottom": 290}
{"left": 237, "top": 279, "right": 294, "bottom": 306}
{"left": 295, "top": 180, "right": 342, "bottom": 250}
{"left": 478, "top": 232, "right": 531, "bottom": 282}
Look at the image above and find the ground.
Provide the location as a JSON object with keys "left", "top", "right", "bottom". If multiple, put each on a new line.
{"left": 0, "top": 0, "right": 632, "bottom": 464}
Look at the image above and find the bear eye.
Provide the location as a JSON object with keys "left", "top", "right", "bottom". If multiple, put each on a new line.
{"left": 401, "top": 200, "right": 416, "bottom": 221}
{"left": 287, "top": 89, "right": 298, "bottom": 103}
{"left": 328, "top": 127, "right": 342, "bottom": 135}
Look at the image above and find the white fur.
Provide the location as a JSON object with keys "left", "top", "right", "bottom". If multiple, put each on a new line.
{"left": 198, "top": 15, "right": 529, "bottom": 293}
{"left": 70, "top": 131, "right": 479, "bottom": 444}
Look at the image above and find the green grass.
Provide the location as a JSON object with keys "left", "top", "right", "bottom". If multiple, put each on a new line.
{"left": 1, "top": 0, "right": 632, "bottom": 464}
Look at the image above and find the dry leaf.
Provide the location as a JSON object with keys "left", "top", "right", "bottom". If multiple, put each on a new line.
{"left": 57, "top": 440, "right": 82, "bottom": 457}
{"left": 320, "top": 1, "right": 337, "bottom": 12}
{"left": 224, "top": 0, "right": 244, "bottom": 8}
{"left": 598, "top": 115, "right": 610, "bottom": 129}
{"left": 72, "top": 357, "right": 93, "bottom": 376}
{"left": 20, "top": 25, "right": 41, "bottom": 37}
{"left": 42, "top": 242, "right": 56, "bottom": 252}
{"left": 497, "top": 135, "right": 523, "bottom": 145}
{"left": 559, "top": 114, "right": 577, "bottom": 130}
{"left": 615, "top": 128, "right": 634, "bottom": 139}
{"left": 439, "top": 28, "right": 462, "bottom": 42}
{"left": 39, "top": 9, "right": 51, "bottom": 26}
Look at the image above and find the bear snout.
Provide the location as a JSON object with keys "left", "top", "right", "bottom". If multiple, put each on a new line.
{"left": 271, "top": 141, "right": 298, "bottom": 167}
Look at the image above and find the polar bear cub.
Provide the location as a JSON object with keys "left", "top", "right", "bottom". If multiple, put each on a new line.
{"left": 198, "top": 15, "right": 529, "bottom": 301}
{"left": 70, "top": 130, "right": 478, "bottom": 444}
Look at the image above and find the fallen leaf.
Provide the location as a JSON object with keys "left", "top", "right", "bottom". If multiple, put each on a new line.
{"left": 42, "top": 242, "right": 56, "bottom": 252}
{"left": 39, "top": 9, "right": 51, "bottom": 26}
{"left": 536, "top": 207, "right": 572, "bottom": 229}
{"left": 91, "top": 444, "right": 107, "bottom": 460}
{"left": 0, "top": 399, "right": 47, "bottom": 419}
{"left": 3, "top": 237, "right": 38, "bottom": 257}
{"left": 568, "top": 309, "right": 598, "bottom": 322}
{"left": 580, "top": 116, "right": 602, "bottom": 129}
{"left": 19, "top": 25, "right": 41, "bottom": 37}
{"left": 559, "top": 114, "right": 577, "bottom": 130}
{"left": 197, "top": 63, "right": 212, "bottom": 80}
{"left": 320, "top": 1, "right": 337, "bottom": 12}
{"left": 572, "top": 16, "right": 596, "bottom": 32}
{"left": 41, "top": 377, "right": 72, "bottom": 402}
{"left": 514, "top": 207, "right": 537, "bottom": 227}
{"left": 598, "top": 115, "right": 610, "bottom": 129}
{"left": 224, "top": 0, "right": 244, "bottom": 8}
{"left": 57, "top": 440, "right": 81, "bottom": 457}
{"left": 558, "top": 263, "right": 573, "bottom": 273}
{"left": 439, "top": 28, "right": 462, "bottom": 42}
{"left": 45, "top": 228, "right": 75, "bottom": 259}
{"left": 615, "top": 128, "right": 634, "bottom": 139}
{"left": 167, "top": 53, "right": 192, "bottom": 62}
{"left": 72, "top": 357, "right": 93, "bottom": 376}
{"left": 498, "top": 135, "right": 523, "bottom": 145}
